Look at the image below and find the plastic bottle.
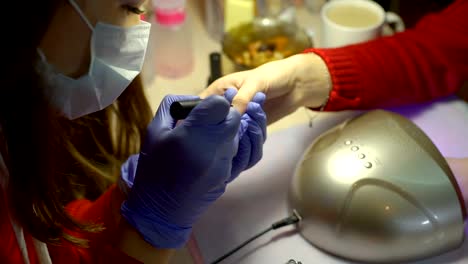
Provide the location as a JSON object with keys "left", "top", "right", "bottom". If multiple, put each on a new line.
{"left": 151, "top": 0, "right": 194, "bottom": 79}
{"left": 304, "top": 0, "right": 326, "bottom": 13}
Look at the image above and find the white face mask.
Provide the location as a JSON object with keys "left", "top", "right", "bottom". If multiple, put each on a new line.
{"left": 37, "top": 0, "right": 151, "bottom": 119}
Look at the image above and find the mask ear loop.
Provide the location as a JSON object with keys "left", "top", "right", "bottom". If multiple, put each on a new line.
{"left": 67, "top": 0, "right": 95, "bottom": 31}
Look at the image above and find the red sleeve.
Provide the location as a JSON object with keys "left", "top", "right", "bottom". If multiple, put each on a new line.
{"left": 47, "top": 184, "right": 142, "bottom": 264}
{"left": 305, "top": 0, "right": 468, "bottom": 111}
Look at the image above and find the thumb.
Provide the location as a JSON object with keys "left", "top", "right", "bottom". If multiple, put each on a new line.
{"left": 251, "top": 92, "right": 266, "bottom": 107}
{"left": 142, "top": 95, "right": 199, "bottom": 153}
{"left": 151, "top": 94, "right": 200, "bottom": 132}
{"left": 183, "top": 95, "right": 231, "bottom": 126}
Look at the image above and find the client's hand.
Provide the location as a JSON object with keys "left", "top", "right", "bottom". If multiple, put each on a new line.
{"left": 201, "top": 53, "right": 331, "bottom": 124}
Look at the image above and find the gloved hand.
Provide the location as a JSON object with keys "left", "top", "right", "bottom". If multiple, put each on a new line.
{"left": 120, "top": 93, "right": 266, "bottom": 249}
{"left": 226, "top": 88, "right": 267, "bottom": 179}
{"left": 119, "top": 89, "right": 267, "bottom": 190}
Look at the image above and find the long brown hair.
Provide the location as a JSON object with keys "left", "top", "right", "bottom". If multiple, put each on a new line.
{"left": 0, "top": 0, "right": 153, "bottom": 245}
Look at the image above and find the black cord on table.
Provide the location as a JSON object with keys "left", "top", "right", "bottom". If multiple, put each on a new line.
{"left": 210, "top": 210, "right": 302, "bottom": 264}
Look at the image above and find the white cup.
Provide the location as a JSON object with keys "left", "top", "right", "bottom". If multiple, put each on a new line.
{"left": 320, "top": 0, "right": 405, "bottom": 48}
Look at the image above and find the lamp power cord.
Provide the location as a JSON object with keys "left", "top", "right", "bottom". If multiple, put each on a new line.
{"left": 209, "top": 210, "right": 302, "bottom": 264}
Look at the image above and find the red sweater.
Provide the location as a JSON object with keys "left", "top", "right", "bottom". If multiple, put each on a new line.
{"left": 306, "top": 0, "right": 468, "bottom": 111}
{"left": 0, "top": 184, "right": 141, "bottom": 264}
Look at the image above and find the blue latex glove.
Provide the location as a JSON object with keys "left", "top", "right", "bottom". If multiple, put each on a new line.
{"left": 119, "top": 90, "right": 267, "bottom": 190}
{"left": 226, "top": 88, "right": 267, "bottom": 179}
{"left": 121, "top": 94, "right": 266, "bottom": 249}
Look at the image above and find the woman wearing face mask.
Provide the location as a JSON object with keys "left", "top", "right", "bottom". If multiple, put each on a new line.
{"left": 0, "top": 0, "right": 266, "bottom": 263}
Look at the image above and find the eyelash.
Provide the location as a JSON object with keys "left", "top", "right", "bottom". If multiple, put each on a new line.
{"left": 123, "top": 5, "right": 145, "bottom": 15}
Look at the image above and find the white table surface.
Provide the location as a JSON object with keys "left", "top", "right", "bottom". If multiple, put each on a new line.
{"left": 192, "top": 96, "right": 468, "bottom": 264}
